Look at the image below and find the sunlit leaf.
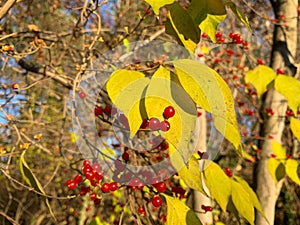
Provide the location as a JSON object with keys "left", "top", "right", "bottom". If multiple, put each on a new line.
{"left": 231, "top": 180, "right": 255, "bottom": 225}
{"left": 177, "top": 155, "right": 205, "bottom": 193}
{"left": 245, "top": 65, "right": 276, "bottom": 98}
{"left": 89, "top": 216, "right": 110, "bottom": 225}
{"left": 233, "top": 176, "right": 266, "bottom": 218}
{"left": 166, "top": 2, "right": 200, "bottom": 52}
{"left": 163, "top": 194, "right": 202, "bottom": 225}
{"left": 203, "top": 160, "right": 231, "bottom": 212}
{"left": 106, "top": 69, "right": 150, "bottom": 137}
{"left": 267, "top": 158, "right": 285, "bottom": 184}
{"left": 225, "top": 1, "right": 252, "bottom": 32}
{"left": 145, "top": 66, "right": 197, "bottom": 164}
{"left": 199, "top": 14, "right": 227, "bottom": 43}
{"left": 144, "top": 0, "right": 175, "bottom": 14}
{"left": 172, "top": 59, "right": 241, "bottom": 151}
{"left": 286, "top": 159, "right": 300, "bottom": 185}
{"left": 272, "top": 141, "right": 286, "bottom": 161}
{"left": 291, "top": 117, "right": 300, "bottom": 142}
{"left": 274, "top": 75, "right": 300, "bottom": 114}
{"left": 19, "top": 150, "right": 56, "bottom": 220}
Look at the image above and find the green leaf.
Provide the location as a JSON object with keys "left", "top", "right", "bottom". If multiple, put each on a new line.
{"left": 231, "top": 180, "right": 255, "bottom": 225}
{"left": 106, "top": 69, "right": 150, "bottom": 137}
{"left": 274, "top": 75, "right": 300, "bottom": 114}
{"left": 19, "top": 150, "right": 56, "bottom": 221}
{"left": 177, "top": 155, "right": 205, "bottom": 193}
{"left": 166, "top": 2, "right": 200, "bottom": 52}
{"left": 267, "top": 158, "right": 285, "bottom": 184}
{"left": 286, "top": 159, "right": 300, "bottom": 185}
{"left": 188, "top": 0, "right": 226, "bottom": 25}
{"left": 203, "top": 160, "right": 231, "bottom": 212}
{"left": 172, "top": 59, "right": 241, "bottom": 151}
{"left": 199, "top": 14, "right": 227, "bottom": 43}
{"left": 163, "top": 194, "right": 202, "bottom": 225}
{"left": 225, "top": 1, "right": 251, "bottom": 32}
{"left": 245, "top": 65, "right": 276, "bottom": 98}
{"left": 272, "top": 141, "right": 286, "bottom": 161}
{"left": 291, "top": 117, "right": 300, "bottom": 142}
{"left": 145, "top": 66, "right": 197, "bottom": 164}
{"left": 144, "top": 0, "right": 175, "bottom": 14}
{"left": 233, "top": 176, "right": 266, "bottom": 218}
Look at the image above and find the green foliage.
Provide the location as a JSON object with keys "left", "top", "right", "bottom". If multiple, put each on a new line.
{"left": 163, "top": 194, "right": 202, "bottom": 225}
{"left": 245, "top": 65, "right": 276, "bottom": 98}
{"left": 19, "top": 150, "right": 56, "bottom": 220}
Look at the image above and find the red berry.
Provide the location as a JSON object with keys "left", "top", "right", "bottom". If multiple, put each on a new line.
{"left": 155, "top": 182, "right": 167, "bottom": 193}
{"left": 78, "top": 91, "right": 86, "bottom": 99}
{"left": 257, "top": 58, "right": 264, "bottom": 65}
{"left": 224, "top": 167, "right": 233, "bottom": 177}
{"left": 95, "top": 171, "right": 103, "bottom": 181}
{"left": 276, "top": 68, "right": 284, "bottom": 74}
{"left": 122, "top": 152, "right": 130, "bottom": 161}
{"left": 66, "top": 179, "right": 72, "bottom": 186}
{"left": 101, "top": 183, "right": 110, "bottom": 193}
{"left": 83, "top": 160, "right": 90, "bottom": 167}
{"left": 215, "top": 31, "right": 222, "bottom": 38}
{"left": 92, "top": 162, "right": 102, "bottom": 173}
{"left": 201, "top": 205, "right": 213, "bottom": 212}
{"left": 94, "top": 198, "right": 101, "bottom": 205}
{"left": 148, "top": 118, "right": 161, "bottom": 130}
{"left": 109, "top": 182, "right": 118, "bottom": 191}
{"left": 159, "top": 141, "right": 169, "bottom": 151}
{"left": 67, "top": 181, "right": 77, "bottom": 190}
{"left": 151, "top": 195, "right": 163, "bottom": 207}
{"left": 90, "top": 192, "right": 97, "bottom": 200}
{"left": 12, "top": 83, "right": 19, "bottom": 89}
{"left": 94, "top": 106, "right": 103, "bottom": 116}
{"left": 201, "top": 32, "right": 208, "bottom": 38}
{"left": 270, "top": 153, "right": 277, "bottom": 158}
{"left": 163, "top": 106, "right": 175, "bottom": 119}
{"left": 138, "top": 206, "right": 146, "bottom": 215}
{"left": 85, "top": 171, "right": 95, "bottom": 180}
{"left": 104, "top": 105, "right": 112, "bottom": 114}
{"left": 145, "top": 8, "right": 151, "bottom": 15}
{"left": 160, "top": 120, "right": 170, "bottom": 132}
{"left": 74, "top": 174, "right": 83, "bottom": 184}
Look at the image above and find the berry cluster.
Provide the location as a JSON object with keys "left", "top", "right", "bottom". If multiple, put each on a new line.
{"left": 147, "top": 106, "right": 176, "bottom": 132}
{"left": 66, "top": 160, "right": 119, "bottom": 205}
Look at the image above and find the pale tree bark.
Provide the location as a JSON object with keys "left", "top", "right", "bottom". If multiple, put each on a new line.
{"left": 187, "top": 108, "right": 213, "bottom": 225}
{"left": 255, "top": 1, "right": 298, "bottom": 225}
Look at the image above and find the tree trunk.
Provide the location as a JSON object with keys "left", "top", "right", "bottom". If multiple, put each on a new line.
{"left": 255, "top": 1, "right": 298, "bottom": 225}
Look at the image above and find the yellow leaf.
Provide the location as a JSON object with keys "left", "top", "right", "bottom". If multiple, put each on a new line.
{"left": 226, "top": 1, "right": 252, "bottom": 32}
{"left": 145, "top": 66, "right": 197, "bottom": 164}
{"left": 231, "top": 180, "right": 255, "bottom": 225}
{"left": 286, "top": 159, "right": 300, "bottom": 185}
{"left": 271, "top": 141, "right": 286, "bottom": 161}
{"left": 203, "top": 160, "right": 231, "bottom": 212}
{"left": 106, "top": 69, "right": 150, "bottom": 137}
{"left": 163, "top": 194, "right": 202, "bottom": 225}
{"left": 144, "top": 0, "right": 175, "bottom": 14}
{"left": 172, "top": 59, "right": 241, "bottom": 151}
{"left": 199, "top": 14, "right": 227, "bottom": 43}
{"left": 267, "top": 158, "right": 285, "bottom": 184}
{"left": 234, "top": 176, "right": 266, "bottom": 218}
{"left": 291, "top": 117, "right": 300, "bottom": 142}
{"left": 274, "top": 75, "right": 300, "bottom": 114}
{"left": 245, "top": 65, "right": 276, "bottom": 98}
{"left": 177, "top": 155, "right": 205, "bottom": 193}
